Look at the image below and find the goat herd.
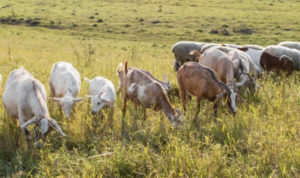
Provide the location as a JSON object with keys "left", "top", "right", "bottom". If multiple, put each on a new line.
{"left": 1, "top": 40, "right": 300, "bottom": 150}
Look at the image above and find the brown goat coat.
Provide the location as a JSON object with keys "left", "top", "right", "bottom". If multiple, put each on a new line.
{"left": 122, "top": 62, "right": 176, "bottom": 120}
{"left": 177, "top": 63, "right": 222, "bottom": 102}
{"left": 260, "top": 51, "right": 294, "bottom": 72}
{"left": 176, "top": 62, "right": 235, "bottom": 118}
{"left": 199, "top": 49, "right": 235, "bottom": 88}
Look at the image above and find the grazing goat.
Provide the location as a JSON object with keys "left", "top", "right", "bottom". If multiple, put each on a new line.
{"left": 2, "top": 68, "right": 65, "bottom": 150}
{"left": 226, "top": 49, "right": 260, "bottom": 94}
{"left": 260, "top": 45, "right": 300, "bottom": 71}
{"left": 278, "top": 41, "right": 300, "bottom": 51}
{"left": 117, "top": 63, "right": 171, "bottom": 94}
{"left": 85, "top": 76, "right": 116, "bottom": 115}
{"left": 172, "top": 41, "right": 207, "bottom": 71}
{"left": 122, "top": 61, "right": 184, "bottom": 123}
{"left": 49, "top": 62, "right": 83, "bottom": 119}
{"left": 195, "top": 47, "right": 260, "bottom": 93}
{"left": 177, "top": 62, "right": 237, "bottom": 119}
{"left": 238, "top": 45, "right": 264, "bottom": 73}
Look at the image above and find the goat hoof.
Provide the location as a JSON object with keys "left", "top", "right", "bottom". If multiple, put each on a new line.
{"left": 34, "top": 141, "right": 43, "bottom": 149}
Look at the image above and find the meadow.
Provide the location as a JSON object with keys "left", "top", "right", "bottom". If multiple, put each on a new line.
{"left": 0, "top": 0, "right": 299, "bottom": 177}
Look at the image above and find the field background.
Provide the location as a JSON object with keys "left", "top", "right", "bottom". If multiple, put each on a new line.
{"left": 0, "top": 0, "right": 299, "bottom": 177}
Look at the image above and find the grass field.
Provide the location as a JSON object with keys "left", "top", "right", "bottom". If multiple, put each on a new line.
{"left": 0, "top": 0, "right": 299, "bottom": 177}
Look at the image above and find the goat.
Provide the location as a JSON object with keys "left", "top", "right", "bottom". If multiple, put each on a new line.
{"left": 278, "top": 41, "right": 300, "bottom": 51}
{"left": 85, "top": 76, "right": 116, "bottom": 115}
{"left": 172, "top": 41, "right": 207, "bottom": 71}
{"left": 261, "top": 45, "right": 300, "bottom": 71}
{"left": 117, "top": 63, "right": 171, "bottom": 94}
{"left": 122, "top": 61, "right": 184, "bottom": 124}
{"left": 238, "top": 45, "right": 264, "bottom": 73}
{"left": 177, "top": 62, "right": 237, "bottom": 120}
{"left": 197, "top": 48, "right": 237, "bottom": 90}
{"left": 2, "top": 68, "right": 65, "bottom": 150}
{"left": 49, "top": 62, "right": 83, "bottom": 119}
{"left": 194, "top": 47, "right": 260, "bottom": 94}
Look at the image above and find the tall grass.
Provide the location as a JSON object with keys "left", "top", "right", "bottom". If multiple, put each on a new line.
{"left": 0, "top": 0, "right": 299, "bottom": 177}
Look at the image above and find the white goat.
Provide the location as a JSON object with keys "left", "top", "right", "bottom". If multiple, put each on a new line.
{"left": 85, "top": 76, "right": 116, "bottom": 115}
{"left": 278, "top": 41, "right": 300, "bottom": 51}
{"left": 238, "top": 45, "right": 265, "bottom": 73}
{"left": 49, "top": 62, "right": 83, "bottom": 119}
{"left": 2, "top": 68, "right": 65, "bottom": 150}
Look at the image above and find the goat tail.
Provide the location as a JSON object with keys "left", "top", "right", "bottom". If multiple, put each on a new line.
{"left": 124, "top": 60, "right": 128, "bottom": 74}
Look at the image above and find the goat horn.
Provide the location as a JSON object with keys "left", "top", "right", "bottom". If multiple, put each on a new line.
{"left": 279, "top": 55, "right": 293, "bottom": 62}
{"left": 117, "top": 63, "right": 123, "bottom": 74}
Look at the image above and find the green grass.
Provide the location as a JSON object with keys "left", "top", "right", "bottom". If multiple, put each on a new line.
{"left": 0, "top": 0, "right": 299, "bottom": 177}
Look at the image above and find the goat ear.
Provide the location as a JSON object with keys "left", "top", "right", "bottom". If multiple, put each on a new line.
{"left": 21, "top": 116, "right": 38, "bottom": 129}
{"left": 103, "top": 98, "right": 114, "bottom": 104}
{"left": 98, "top": 91, "right": 105, "bottom": 96}
{"left": 86, "top": 95, "right": 93, "bottom": 99}
{"left": 50, "top": 97, "right": 63, "bottom": 102}
{"left": 84, "top": 77, "right": 91, "bottom": 83}
{"left": 237, "top": 47, "right": 248, "bottom": 52}
{"left": 73, "top": 98, "right": 84, "bottom": 102}
{"left": 49, "top": 118, "right": 66, "bottom": 136}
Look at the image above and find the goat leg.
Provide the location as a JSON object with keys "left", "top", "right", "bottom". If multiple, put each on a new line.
{"left": 180, "top": 90, "right": 187, "bottom": 111}
{"left": 23, "top": 128, "right": 32, "bottom": 151}
{"left": 213, "top": 102, "right": 218, "bottom": 117}
{"left": 108, "top": 107, "right": 114, "bottom": 128}
{"left": 193, "top": 102, "right": 200, "bottom": 122}
{"left": 122, "top": 94, "right": 128, "bottom": 116}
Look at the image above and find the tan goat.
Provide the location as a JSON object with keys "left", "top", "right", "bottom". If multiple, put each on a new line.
{"left": 177, "top": 62, "right": 237, "bottom": 120}
{"left": 197, "top": 48, "right": 237, "bottom": 90}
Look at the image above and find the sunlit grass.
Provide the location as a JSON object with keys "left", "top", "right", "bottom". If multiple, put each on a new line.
{"left": 0, "top": 0, "right": 299, "bottom": 177}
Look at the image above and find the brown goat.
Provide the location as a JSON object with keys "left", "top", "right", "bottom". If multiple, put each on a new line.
{"left": 122, "top": 61, "right": 184, "bottom": 123}
{"left": 177, "top": 62, "right": 237, "bottom": 120}
{"left": 260, "top": 51, "right": 293, "bottom": 72}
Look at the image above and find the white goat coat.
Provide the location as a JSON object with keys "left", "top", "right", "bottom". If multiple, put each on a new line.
{"left": 3, "top": 69, "right": 48, "bottom": 123}
{"left": 243, "top": 48, "right": 263, "bottom": 69}
{"left": 87, "top": 77, "right": 116, "bottom": 102}
{"left": 49, "top": 62, "right": 81, "bottom": 97}
{"left": 278, "top": 41, "right": 300, "bottom": 51}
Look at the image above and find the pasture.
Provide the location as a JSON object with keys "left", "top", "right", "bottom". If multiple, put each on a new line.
{"left": 0, "top": 0, "right": 299, "bottom": 177}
